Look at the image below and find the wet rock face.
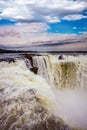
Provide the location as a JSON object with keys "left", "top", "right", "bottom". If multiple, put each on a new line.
{"left": 24, "top": 54, "right": 38, "bottom": 74}
{"left": 30, "top": 67, "right": 38, "bottom": 74}
{"left": 24, "top": 54, "right": 33, "bottom": 66}
{"left": 58, "top": 55, "right": 64, "bottom": 60}
{"left": 0, "top": 88, "right": 71, "bottom": 130}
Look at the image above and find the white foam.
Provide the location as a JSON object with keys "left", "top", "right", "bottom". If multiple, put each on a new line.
{"left": 0, "top": 60, "right": 56, "bottom": 110}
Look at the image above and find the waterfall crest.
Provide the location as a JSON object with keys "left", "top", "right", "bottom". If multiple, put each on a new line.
{"left": 25, "top": 54, "right": 87, "bottom": 90}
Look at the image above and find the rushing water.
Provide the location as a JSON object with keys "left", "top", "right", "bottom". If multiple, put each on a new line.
{"left": 0, "top": 53, "right": 87, "bottom": 130}
{"left": 32, "top": 54, "right": 87, "bottom": 129}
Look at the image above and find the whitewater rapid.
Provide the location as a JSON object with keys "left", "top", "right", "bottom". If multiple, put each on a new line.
{"left": 32, "top": 54, "right": 87, "bottom": 129}
{"left": 0, "top": 53, "right": 87, "bottom": 130}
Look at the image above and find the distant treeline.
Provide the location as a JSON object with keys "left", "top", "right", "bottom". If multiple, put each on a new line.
{"left": 0, "top": 49, "right": 23, "bottom": 53}
{"left": 0, "top": 49, "right": 87, "bottom": 54}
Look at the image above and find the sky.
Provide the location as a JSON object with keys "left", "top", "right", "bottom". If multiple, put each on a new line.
{"left": 0, "top": 0, "right": 87, "bottom": 51}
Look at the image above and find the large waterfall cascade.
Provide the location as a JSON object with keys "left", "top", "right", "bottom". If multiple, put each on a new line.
{"left": 25, "top": 54, "right": 87, "bottom": 129}
{"left": 0, "top": 53, "right": 87, "bottom": 130}
{"left": 31, "top": 55, "right": 87, "bottom": 90}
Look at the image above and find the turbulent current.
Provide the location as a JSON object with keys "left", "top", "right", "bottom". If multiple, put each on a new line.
{"left": 0, "top": 53, "right": 87, "bottom": 130}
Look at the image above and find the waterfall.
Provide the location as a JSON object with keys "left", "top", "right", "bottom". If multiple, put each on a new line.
{"left": 0, "top": 53, "right": 87, "bottom": 130}
{"left": 23, "top": 54, "right": 87, "bottom": 129}
{"left": 25, "top": 54, "right": 87, "bottom": 90}
{"left": 32, "top": 55, "right": 53, "bottom": 85}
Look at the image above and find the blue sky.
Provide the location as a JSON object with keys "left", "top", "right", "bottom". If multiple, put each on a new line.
{"left": 48, "top": 19, "right": 87, "bottom": 34}
{"left": 0, "top": 19, "right": 17, "bottom": 25}
{"left": 0, "top": 0, "right": 87, "bottom": 51}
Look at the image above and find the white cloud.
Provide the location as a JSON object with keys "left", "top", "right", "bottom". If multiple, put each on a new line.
{"left": 0, "top": 0, "right": 87, "bottom": 23}
{"left": 0, "top": 23, "right": 50, "bottom": 46}
{"left": 0, "top": 23, "right": 87, "bottom": 50}
{"left": 0, "top": 0, "right": 87, "bottom": 51}
{"left": 73, "top": 27, "right": 77, "bottom": 30}
{"left": 45, "top": 16, "right": 61, "bottom": 23}
{"left": 63, "top": 14, "right": 87, "bottom": 21}
{"left": 81, "top": 31, "right": 87, "bottom": 35}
